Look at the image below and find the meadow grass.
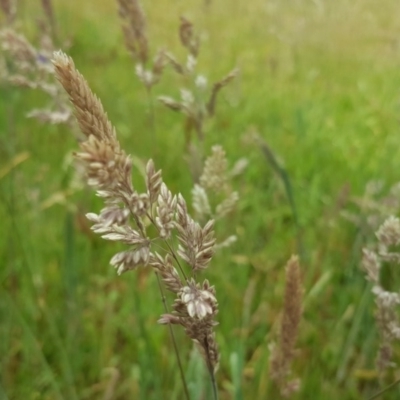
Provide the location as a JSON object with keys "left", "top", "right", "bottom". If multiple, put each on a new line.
{"left": 2, "top": 0, "right": 400, "bottom": 398}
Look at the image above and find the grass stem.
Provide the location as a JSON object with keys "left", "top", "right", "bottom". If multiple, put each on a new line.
{"left": 155, "top": 272, "right": 191, "bottom": 400}
{"left": 368, "top": 378, "right": 400, "bottom": 400}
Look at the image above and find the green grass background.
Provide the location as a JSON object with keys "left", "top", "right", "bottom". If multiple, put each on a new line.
{"left": 2, "top": 0, "right": 400, "bottom": 398}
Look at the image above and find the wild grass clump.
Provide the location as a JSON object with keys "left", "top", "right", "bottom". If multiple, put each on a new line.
{"left": 158, "top": 15, "right": 238, "bottom": 146}
{"left": 53, "top": 50, "right": 222, "bottom": 398}
{"left": 4, "top": 0, "right": 400, "bottom": 399}
{"left": 362, "top": 217, "right": 400, "bottom": 373}
{"left": 116, "top": 0, "right": 238, "bottom": 179}
{"left": 269, "top": 255, "right": 302, "bottom": 397}
{"left": 51, "top": 48, "right": 304, "bottom": 399}
{"left": 0, "top": 0, "right": 72, "bottom": 127}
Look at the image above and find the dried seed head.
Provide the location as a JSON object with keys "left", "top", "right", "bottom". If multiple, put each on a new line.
{"left": 111, "top": 245, "right": 150, "bottom": 275}
{"left": 158, "top": 278, "right": 220, "bottom": 372}
{"left": 152, "top": 50, "right": 166, "bottom": 77}
{"left": 158, "top": 314, "right": 182, "bottom": 325}
{"left": 175, "top": 195, "right": 215, "bottom": 271}
{"left": 200, "top": 145, "right": 228, "bottom": 193}
{"left": 146, "top": 159, "right": 162, "bottom": 204}
{"left": 93, "top": 204, "right": 130, "bottom": 227}
{"left": 179, "top": 16, "right": 199, "bottom": 57}
{"left": 1, "top": 33, "right": 75, "bottom": 127}
{"left": 281, "top": 256, "right": 302, "bottom": 358}
{"left": 192, "top": 184, "right": 211, "bottom": 219}
{"left": 372, "top": 286, "right": 400, "bottom": 309}
{"left": 117, "top": 0, "right": 148, "bottom": 64}
{"left": 41, "top": 0, "right": 56, "bottom": 33}
{"left": 155, "top": 183, "right": 176, "bottom": 239}
{"left": 86, "top": 218, "right": 144, "bottom": 245}
{"left": 269, "top": 255, "right": 302, "bottom": 396}
{"left": 127, "top": 192, "right": 150, "bottom": 216}
{"left": 230, "top": 158, "right": 248, "bottom": 177}
{"left": 76, "top": 135, "right": 131, "bottom": 192}
{"left": 1, "top": 29, "right": 36, "bottom": 65}
{"left": 134, "top": 49, "right": 167, "bottom": 89}
{"left": 207, "top": 68, "right": 238, "bottom": 116}
{"left": 52, "top": 51, "right": 118, "bottom": 144}
{"left": 361, "top": 249, "right": 380, "bottom": 284}
{"left": 53, "top": 51, "right": 221, "bottom": 380}
{"left": 362, "top": 216, "right": 400, "bottom": 373}
{"left": 180, "top": 280, "right": 217, "bottom": 319}
{"left": 149, "top": 253, "right": 182, "bottom": 293}
{"left": 377, "top": 216, "right": 400, "bottom": 247}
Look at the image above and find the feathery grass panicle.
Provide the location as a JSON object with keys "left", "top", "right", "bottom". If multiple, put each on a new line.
{"left": 198, "top": 146, "right": 240, "bottom": 219}
{"left": 155, "top": 183, "right": 176, "bottom": 239}
{"left": 1, "top": 28, "right": 73, "bottom": 125}
{"left": 376, "top": 216, "right": 400, "bottom": 252}
{"left": 0, "top": 13, "right": 84, "bottom": 210}
{"left": 179, "top": 16, "right": 199, "bottom": 57}
{"left": 206, "top": 68, "right": 238, "bottom": 117}
{"left": 53, "top": 51, "right": 132, "bottom": 198}
{"left": 159, "top": 18, "right": 237, "bottom": 148}
{"left": 52, "top": 50, "right": 220, "bottom": 397}
{"left": 192, "top": 145, "right": 240, "bottom": 250}
{"left": 342, "top": 180, "right": 400, "bottom": 234}
{"left": 116, "top": 0, "right": 165, "bottom": 147}
{"left": 52, "top": 51, "right": 117, "bottom": 143}
{"left": 0, "top": 28, "right": 36, "bottom": 66}
{"left": 158, "top": 277, "right": 220, "bottom": 373}
{"left": 175, "top": 194, "right": 216, "bottom": 272}
{"left": 117, "top": 0, "right": 148, "bottom": 65}
{"left": 269, "top": 255, "right": 302, "bottom": 397}
{"left": 200, "top": 145, "right": 228, "bottom": 193}
{"left": 117, "top": 0, "right": 165, "bottom": 90}
{"left": 40, "top": 0, "right": 56, "bottom": 36}
{"left": 192, "top": 183, "right": 212, "bottom": 217}
{"left": 362, "top": 216, "right": 400, "bottom": 373}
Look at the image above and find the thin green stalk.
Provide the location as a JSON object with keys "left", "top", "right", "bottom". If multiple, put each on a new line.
{"left": 368, "top": 378, "right": 400, "bottom": 400}
{"left": 155, "top": 272, "right": 190, "bottom": 400}
{"left": 146, "top": 86, "right": 156, "bottom": 149}
{"left": 3, "top": 292, "right": 65, "bottom": 400}
{"left": 206, "top": 359, "right": 219, "bottom": 400}
{"left": 210, "top": 372, "right": 219, "bottom": 400}
{"left": 131, "top": 283, "right": 163, "bottom": 396}
{"left": 258, "top": 139, "right": 305, "bottom": 261}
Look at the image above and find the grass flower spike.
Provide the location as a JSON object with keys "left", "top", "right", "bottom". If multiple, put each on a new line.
{"left": 362, "top": 216, "right": 400, "bottom": 373}
{"left": 52, "top": 50, "right": 220, "bottom": 397}
{"left": 269, "top": 255, "right": 303, "bottom": 397}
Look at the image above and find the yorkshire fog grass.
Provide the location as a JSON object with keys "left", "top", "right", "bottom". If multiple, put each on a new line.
{"left": 2, "top": 0, "right": 400, "bottom": 399}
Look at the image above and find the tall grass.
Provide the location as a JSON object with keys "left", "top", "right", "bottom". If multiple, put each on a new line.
{"left": 2, "top": 0, "right": 400, "bottom": 398}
